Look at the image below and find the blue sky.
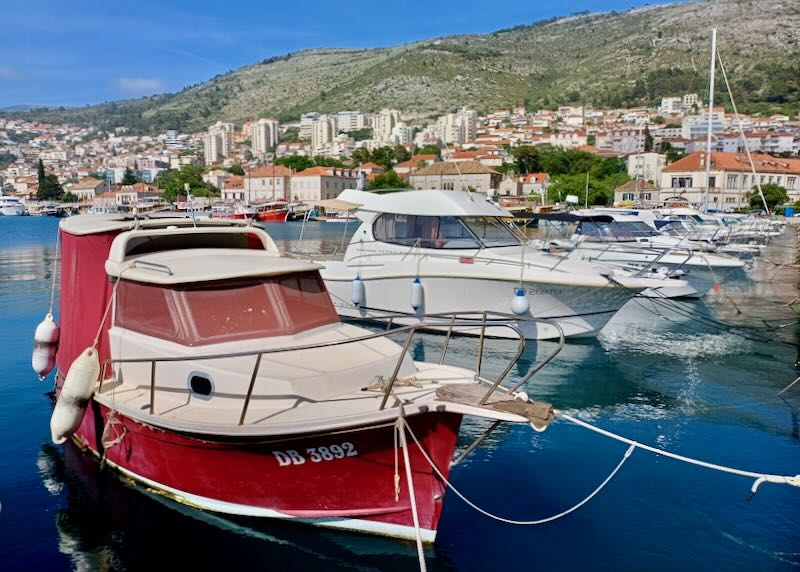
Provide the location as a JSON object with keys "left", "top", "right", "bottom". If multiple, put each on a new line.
{"left": 0, "top": 0, "right": 663, "bottom": 108}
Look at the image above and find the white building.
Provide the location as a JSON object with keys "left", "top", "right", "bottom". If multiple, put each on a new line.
{"left": 390, "top": 122, "right": 413, "bottom": 146}
{"left": 335, "top": 111, "right": 367, "bottom": 132}
{"left": 290, "top": 166, "right": 358, "bottom": 201}
{"left": 251, "top": 118, "right": 280, "bottom": 155}
{"left": 204, "top": 121, "right": 234, "bottom": 166}
{"left": 658, "top": 97, "right": 682, "bottom": 115}
{"left": 682, "top": 93, "right": 699, "bottom": 110}
{"left": 299, "top": 112, "right": 321, "bottom": 140}
{"left": 373, "top": 109, "right": 401, "bottom": 144}
{"left": 681, "top": 108, "right": 727, "bottom": 140}
{"left": 436, "top": 108, "right": 478, "bottom": 145}
{"left": 627, "top": 153, "right": 666, "bottom": 185}
{"left": 311, "top": 116, "right": 337, "bottom": 152}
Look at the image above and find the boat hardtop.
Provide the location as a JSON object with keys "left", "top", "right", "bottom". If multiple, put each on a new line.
{"left": 339, "top": 188, "right": 511, "bottom": 220}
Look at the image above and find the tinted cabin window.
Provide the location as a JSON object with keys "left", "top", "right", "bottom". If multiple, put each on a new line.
{"left": 115, "top": 271, "right": 338, "bottom": 346}
{"left": 372, "top": 213, "right": 478, "bottom": 249}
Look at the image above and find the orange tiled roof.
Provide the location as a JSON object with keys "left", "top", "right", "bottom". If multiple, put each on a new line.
{"left": 663, "top": 151, "right": 800, "bottom": 174}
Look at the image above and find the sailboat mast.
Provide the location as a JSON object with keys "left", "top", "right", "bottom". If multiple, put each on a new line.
{"left": 703, "top": 28, "right": 717, "bottom": 214}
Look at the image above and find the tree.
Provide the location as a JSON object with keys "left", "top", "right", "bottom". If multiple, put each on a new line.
{"left": 416, "top": 144, "right": 442, "bottom": 158}
{"left": 121, "top": 167, "right": 138, "bottom": 185}
{"left": 62, "top": 192, "right": 79, "bottom": 202}
{"left": 37, "top": 174, "right": 63, "bottom": 201}
{"left": 37, "top": 159, "right": 46, "bottom": 189}
{"left": 274, "top": 155, "right": 315, "bottom": 172}
{"left": 393, "top": 145, "right": 411, "bottom": 164}
{"left": 748, "top": 183, "right": 788, "bottom": 210}
{"left": 155, "top": 164, "right": 218, "bottom": 202}
{"left": 512, "top": 145, "right": 541, "bottom": 174}
{"left": 366, "top": 170, "right": 410, "bottom": 191}
{"left": 644, "top": 127, "right": 654, "bottom": 152}
{"left": 226, "top": 164, "right": 245, "bottom": 176}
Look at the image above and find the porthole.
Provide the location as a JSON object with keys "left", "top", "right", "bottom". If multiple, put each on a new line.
{"left": 188, "top": 373, "right": 214, "bottom": 399}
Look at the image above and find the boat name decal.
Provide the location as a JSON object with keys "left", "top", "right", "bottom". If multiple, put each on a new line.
{"left": 272, "top": 442, "right": 358, "bottom": 466}
{"left": 515, "top": 287, "right": 561, "bottom": 296}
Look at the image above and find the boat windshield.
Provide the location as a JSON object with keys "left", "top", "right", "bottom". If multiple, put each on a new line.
{"left": 372, "top": 213, "right": 519, "bottom": 249}
{"left": 657, "top": 221, "right": 689, "bottom": 237}
{"left": 115, "top": 271, "right": 338, "bottom": 346}
{"left": 576, "top": 221, "right": 655, "bottom": 242}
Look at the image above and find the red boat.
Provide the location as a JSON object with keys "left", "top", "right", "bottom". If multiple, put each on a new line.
{"left": 254, "top": 200, "right": 289, "bottom": 222}
{"left": 47, "top": 215, "right": 553, "bottom": 543}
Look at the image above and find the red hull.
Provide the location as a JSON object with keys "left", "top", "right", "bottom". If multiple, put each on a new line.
{"left": 72, "top": 400, "right": 462, "bottom": 540}
{"left": 257, "top": 210, "right": 289, "bottom": 222}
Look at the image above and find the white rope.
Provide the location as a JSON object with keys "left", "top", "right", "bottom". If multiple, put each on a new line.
{"left": 557, "top": 411, "right": 800, "bottom": 499}
{"left": 100, "top": 409, "right": 127, "bottom": 465}
{"left": 778, "top": 376, "right": 800, "bottom": 396}
{"left": 397, "top": 416, "right": 427, "bottom": 572}
{"left": 402, "top": 418, "right": 635, "bottom": 525}
{"left": 48, "top": 230, "right": 60, "bottom": 314}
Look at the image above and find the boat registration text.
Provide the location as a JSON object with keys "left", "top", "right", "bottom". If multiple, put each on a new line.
{"left": 272, "top": 442, "right": 359, "bottom": 466}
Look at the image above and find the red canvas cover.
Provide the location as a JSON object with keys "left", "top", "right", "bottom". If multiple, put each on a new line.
{"left": 56, "top": 229, "right": 118, "bottom": 374}
{"left": 115, "top": 272, "right": 339, "bottom": 346}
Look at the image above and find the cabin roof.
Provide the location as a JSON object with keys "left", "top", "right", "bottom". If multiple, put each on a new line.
{"left": 336, "top": 189, "right": 511, "bottom": 218}
{"left": 108, "top": 248, "right": 322, "bottom": 285}
{"left": 60, "top": 215, "right": 248, "bottom": 236}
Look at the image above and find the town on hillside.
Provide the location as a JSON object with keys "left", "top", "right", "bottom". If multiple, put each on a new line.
{"left": 2, "top": 95, "right": 799, "bottom": 215}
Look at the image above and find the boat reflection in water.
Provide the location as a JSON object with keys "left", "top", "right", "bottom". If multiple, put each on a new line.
{"left": 38, "top": 442, "right": 457, "bottom": 571}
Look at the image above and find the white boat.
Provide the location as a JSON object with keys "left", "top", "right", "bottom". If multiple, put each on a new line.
{"left": 0, "top": 195, "right": 27, "bottom": 216}
{"left": 316, "top": 190, "right": 683, "bottom": 340}
{"left": 559, "top": 214, "right": 746, "bottom": 298}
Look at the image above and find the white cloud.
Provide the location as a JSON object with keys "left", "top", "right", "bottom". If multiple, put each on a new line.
{"left": 113, "top": 77, "right": 165, "bottom": 95}
{"left": 0, "top": 65, "right": 19, "bottom": 79}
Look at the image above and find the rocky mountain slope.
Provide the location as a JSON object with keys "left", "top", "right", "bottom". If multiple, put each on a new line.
{"left": 12, "top": 0, "right": 800, "bottom": 132}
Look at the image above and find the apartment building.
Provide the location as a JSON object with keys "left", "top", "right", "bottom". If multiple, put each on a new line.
{"left": 204, "top": 121, "right": 234, "bottom": 165}
{"left": 251, "top": 118, "right": 280, "bottom": 155}
{"left": 373, "top": 109, "right": 401, "bottom": 144}
{"left": 627, "top": 153, "right": 666, "bottom": 184}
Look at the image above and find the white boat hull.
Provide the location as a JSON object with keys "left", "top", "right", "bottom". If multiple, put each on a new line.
{"left": 323, "top": 270, "right": 640, "bottom": 340}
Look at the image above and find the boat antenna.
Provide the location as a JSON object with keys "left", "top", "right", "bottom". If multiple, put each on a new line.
{"left": 716, "top": 48, "right": 770, "bottom": 214}
{"left": 702, "top": 28, "right": 717, "bottom": 214}
{"left": 440, "top": 138, "right": 471, "bottom": 199}
{"left": 186, "top": 183, "right": 197, "bottom": 228}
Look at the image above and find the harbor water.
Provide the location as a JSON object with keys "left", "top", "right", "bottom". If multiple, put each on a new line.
{"left": 1, "top": 217, "right": 799, "bottom": 570}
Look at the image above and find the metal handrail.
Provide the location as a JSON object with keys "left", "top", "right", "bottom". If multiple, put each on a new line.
{"left": 101, "top": 310, "right": 563, "bottom": 424}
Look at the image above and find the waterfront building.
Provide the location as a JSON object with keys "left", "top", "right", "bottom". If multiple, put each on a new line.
{"left": 244, "top": 165, "right": 292, "bottom": 202}
{"left": 290, "top": 166, "right": 358, "bottom": 201}
{"left": 614, "top": 179, "right": 659, "bottom": 205}
{"left": 69, "top": 176, "right": 108, "bottom": 202}
{"left": 660, "top": 151, "right": 800, "bottom": 208}
{"left": 408, "top": 160, "right": 500, "bottom": 193}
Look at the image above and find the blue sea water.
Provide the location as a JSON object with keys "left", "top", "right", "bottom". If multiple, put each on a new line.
{"left": 0, "top": 216, "right": 798, "bottom": 571}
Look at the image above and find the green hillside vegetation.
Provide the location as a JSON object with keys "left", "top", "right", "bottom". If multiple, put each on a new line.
{"left": 5, "top": 0, "right": 799, "bottom": 133}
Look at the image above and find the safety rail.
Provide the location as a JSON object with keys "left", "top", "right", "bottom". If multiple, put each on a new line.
{"left": 100, "top": 311, "right": 564, "bottom": 425}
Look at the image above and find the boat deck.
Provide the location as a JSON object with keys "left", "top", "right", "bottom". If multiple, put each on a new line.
{"left": 94, "top": 362, "right": 532, "bottom": 437}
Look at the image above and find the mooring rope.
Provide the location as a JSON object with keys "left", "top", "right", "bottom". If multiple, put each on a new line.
{"left": 402, "top": 418, "right": 635, "bottom": 525}
{"left": 556, "top": 412, "right": 800, "bottom": 499}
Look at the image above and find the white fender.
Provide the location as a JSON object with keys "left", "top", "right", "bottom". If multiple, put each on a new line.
{"left": 510, "top": 288, "right": 530, "bottom": 316}
{"left": 50, "top": 347, "right": 100, "bottom": 445}
{"left": 410, "top": 277, "right": 424, "bottom": 311}
{"left": 32, "top": 313, "right": 60, "bottom": 380}
{"left": 351, "top": 275, "right": 365, "bottom": 307}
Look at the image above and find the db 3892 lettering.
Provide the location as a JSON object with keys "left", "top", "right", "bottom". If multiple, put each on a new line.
{"left": 272, "top": 442, "right": 358, "bottom": 466}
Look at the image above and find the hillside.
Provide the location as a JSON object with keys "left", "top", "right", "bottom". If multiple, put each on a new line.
{"left": 9, "top": 0, "right": 800, "bottom": 132}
